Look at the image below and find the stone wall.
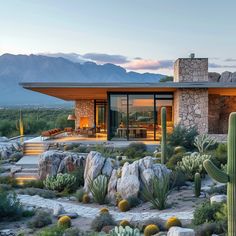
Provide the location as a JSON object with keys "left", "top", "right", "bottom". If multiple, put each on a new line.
{"left": 75, "top": 100, "right": 94, "bottom": 128}
{"left": 174, "top": 58, "right": 208, "bottom": 82}
{"left": 209, "top": 95, "right": 236, "bottom": 134}
{"left": 174, "top": 89, "right": 208, "bottom": 134}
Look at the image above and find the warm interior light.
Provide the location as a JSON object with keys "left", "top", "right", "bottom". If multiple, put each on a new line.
{"left": 80, "top": 117, "right": 89, "bottom": 128}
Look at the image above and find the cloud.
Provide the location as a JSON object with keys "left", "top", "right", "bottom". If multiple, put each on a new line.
{"left": 225, "top": 58, "right": 236, "bottom": 62}
{"left": 124, "top": 59, "right": 174, "bottom": 70}
{"left": 209, "top": 63, "right": 236, "bottom": 68}
{"left": 82, "top": 53, "right": 129, "bottom": 64}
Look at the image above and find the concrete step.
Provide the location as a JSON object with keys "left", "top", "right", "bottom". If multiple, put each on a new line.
{"left": 20, "top": 168, "right": 38, "bottom": 173}
{"left": 15, "top": 155, "right": 39, "bottom": 168}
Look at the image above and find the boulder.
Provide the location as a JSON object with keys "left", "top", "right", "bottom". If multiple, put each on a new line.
{"left": 167, "top": 227, "right": 195, "bottom": 236}
{"left": 152, "top": 163, "right": 171, "bottom": 178}
{"left": 38, "top": 150, "right": 85, "bottom": 179}
{"left": 219, "top": 71, "right": 232, "bottom": 82}
{"left": 107, "top": 169, "right": 118, "bottom": 204}
{"left": 208, "top": 72, "right": 220, "bottom": 82}
{"left": 102, "top": 158, "right": 114, "bottom": 177}
{"left": 83, "top": 151, "right": 106, "bottom": 192}
{"left": 210, "top": 194, "right": 227, "bottom": 204}
{"left": 53, "top": 204, "right": 66, "bottom": 217}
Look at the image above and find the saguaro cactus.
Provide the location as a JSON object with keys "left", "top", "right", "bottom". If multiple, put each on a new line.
{"left": 203, "top": 112, "right": 236, "bottom": 236}
{"left": 161, "top": 107, "right": 167, "bottom": 164}
{"left": 194, "top": 172, "right": 201, "bottom": 197}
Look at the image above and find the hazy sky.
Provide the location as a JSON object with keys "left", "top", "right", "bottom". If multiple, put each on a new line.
{"left": 1, "top": 0, "right": 236, "bottom": 75}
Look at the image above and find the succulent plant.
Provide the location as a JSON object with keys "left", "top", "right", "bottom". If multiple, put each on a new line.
{"left": 100, "top": 207, "right": 109, "bottom": 214}
{"left": 82, "top": 193, "right": 90, "bottom": 204}
{"left": 58, "top": 215, "right": 71, "bottom": 228}
{"left": 194, "top": 134, "right": 216, "bottom": 154}
{"left": 165, "top": 216, "right": 182, "bottom": 230}
{"left": 118, "top": 200, "right": 130, "bottom": 212}
{"left": 144, "top": 224, "right": 159, "bottom": 236}
{"left": 203, "top": 112, "right": 236, "bottom": 236}
{"left": 161, "top": 107, "right": 167, "bottom": 164}
{"left": 110, "top": 226, "right": 140, "bottom": 236}
{"left": 194, "top": 172, "right": 201, "bottom": 197}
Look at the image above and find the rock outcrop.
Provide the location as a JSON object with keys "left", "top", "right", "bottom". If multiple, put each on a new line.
{"left": 38, "top": 150, "right": 86, "bottom": 179}
{"left": 167, "top": 227, "right": 195, "bottom": 236}
{"left": 0, "top": 137, "right": 22, "bottom": 159}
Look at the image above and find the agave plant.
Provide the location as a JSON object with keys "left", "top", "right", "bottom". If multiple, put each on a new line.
{"left": 141, "top": 173, "right": 170, "bottom": 210}
{"left": 88, "top": 175, "right": 108, "bottom": 204}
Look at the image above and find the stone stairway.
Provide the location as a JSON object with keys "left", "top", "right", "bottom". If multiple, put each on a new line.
{"left": 23, "top": 142, "right": 46, "bottom": 156}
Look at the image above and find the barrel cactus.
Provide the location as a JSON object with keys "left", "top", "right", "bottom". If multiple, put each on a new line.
{"left": 119, "top": 220, "right": 130, "bottom": 227}
{"left": 161, "top": 107, "right": 167, "bottom": 164}
{"left": 100, "top": 207, "right": 109, "bottom": 214}
{"left": 58, "top": 215, "right": 71, "bottom": 228}
{"left": 82, "top": 193, "right": 90, "bottom": 204}
{"left": 194, "top": 172, "right": 201, "bottom": 197}
{"left": 203, "top": 112, "right": 236, "bottom": 236}
{"left": 165, "top": 216, "right": 182, "bottom": 230}
{"left": 144, "top": 224, "right": 159, "bottom": 236}
{"left": 118, "top": 199, "right": 130, "bottom": 212}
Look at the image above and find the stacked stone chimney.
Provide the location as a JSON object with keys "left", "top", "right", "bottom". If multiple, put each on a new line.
{"left": 173, "top": 57, "right": 209, "bottom": 134}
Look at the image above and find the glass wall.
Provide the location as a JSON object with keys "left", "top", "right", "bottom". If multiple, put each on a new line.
{"left": 109, "top": 94, "right": 128, "bottom": 140}
{"left": 108, "top": 93, "right": 173, "bottom": 141}
{"left": 95, "top": 101, "right": 107, "bottom": 133}
{"left": 128, "top": 94, "right": 154, "bottom": 140}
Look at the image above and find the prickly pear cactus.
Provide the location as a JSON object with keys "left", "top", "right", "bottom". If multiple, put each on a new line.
{"left": 203, "top": 112, "right": 236, "bottom": 236}
{"left": 161, "top": 107, "right": 167, "bottom": 164}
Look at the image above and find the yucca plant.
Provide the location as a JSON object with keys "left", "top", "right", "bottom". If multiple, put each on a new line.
{"left": 142, "top": 173, "right": 170, "bottom": 210}
{"left": 88, "top": 175, "right": 108, "bottom": 204}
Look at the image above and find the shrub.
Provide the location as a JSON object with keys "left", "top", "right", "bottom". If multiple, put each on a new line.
{"left": 142, "top": 173, "right": 170, "bottom": 210}
{"left": 127, "top": 196, "right": 141, "bottom": 208}
{"left": 192, "top": 201, "right": 222, "bottom": 225}
{"left": 118, "top": 200, "right": 130, "bottom": 212}
{"left": 71, "top": 166, "right": 84, "bottom": 188}
{"left": 18, "top": 188, "right": 56, "bottom": 198}
{"left": 167, "top": 124, "right": 198, "bottom": 151}
{"left": 176, "top": 153, "right": 210, "bottom": 181}
{"left": 37, "top": 225, "right": 64, "bottom": 236}
{"left": 88, "top": 175, "right": 108, "bottom": 204}
{"left": 58, "top": 216, "right": 71, "bottom": 229}
{"left": 215, "top": 143, "right": 227, "bottom": 165}
{"left": 0, "top": 189, "right": 23, "bottom": 220}
{"left": 166, "top": 153, "right": 184, "bottom": 170}
{"left": 63, "top": 227, "right": 84, "bottom": 236}
{"left": 75, "top": 188, "right": 84, "bottom": 202}
{"left": 144, "top": 224, "right": 159, "bottom": 236}
{"left": 123, "top": 142, "right": 147, "bottom": 159}
{"left": 195, "top": 222, "right": 223, "bottom": 236}
{"left": 27, "top": 210, "right": 52, "bottom": 228}
{"left": 119, "top": 220, "right": 130, "bottom": 227}
{"left": 24, "top": 180, "right": 44, "bottom": 189}
{"left": 43, "top": 173, "right": 77, "bottom": 192}
{"left": 91, "top": 212, "right": 116, "bottom": 231}
{"left": 0, "top": 176, "right": 18, "bottom": 187}
{"left": 170, "top": 170, "right": 186, "bottom": 190}
{"left": 82, "top": 193, "right": 90, "bottom": 204}
{"left": 165, "top": 216, "right": 182, "bottom": 230}
{"left": 100, "top": 208, "right": 109, "bottom": 214}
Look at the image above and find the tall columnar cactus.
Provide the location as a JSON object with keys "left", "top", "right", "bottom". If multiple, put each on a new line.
{"left": 194, "top": 172, "right": 201, "bottom": 197}
{"left": 161, "top": 107, "right": 167, "bottom": 164}
{"left": 203, "top": 112, "right": 236, "bottom": 236}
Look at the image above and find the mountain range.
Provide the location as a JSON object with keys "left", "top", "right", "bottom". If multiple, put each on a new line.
{"left": 0, "top": 54, "right": 165, "bottom": 106}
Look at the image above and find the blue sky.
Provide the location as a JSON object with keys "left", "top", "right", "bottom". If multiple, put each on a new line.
{"left": 1, "top": 0, "right": 236, "bottom": 75}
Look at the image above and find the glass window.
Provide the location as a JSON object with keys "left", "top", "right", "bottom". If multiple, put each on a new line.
{"left": 110, "top": 94, "right": 128, "bottom": 140}
{"left": 128, "top": 94, "right": 154, "bottom": 140}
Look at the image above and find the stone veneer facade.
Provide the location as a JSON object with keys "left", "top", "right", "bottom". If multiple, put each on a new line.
{"left": 173, "top": 58, "right": 209, "bottom": 134}
{"left": 75, "top": 100, "right": 94, "bottom": 128}
{"left": 174, "top": 58, "right": 208, "bottom": 82}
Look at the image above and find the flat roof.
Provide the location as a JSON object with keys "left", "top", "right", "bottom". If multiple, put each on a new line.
{"left": 20, "top": 82, "right": 236, "bottom": 89}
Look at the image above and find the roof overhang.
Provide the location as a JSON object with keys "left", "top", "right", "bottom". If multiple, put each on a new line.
{"left": 20, "top": 82, "right": 236, "bottom": 100}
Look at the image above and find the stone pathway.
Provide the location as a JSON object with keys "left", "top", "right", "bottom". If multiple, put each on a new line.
{"left": 18, "top": 194, "right": 194, "bottom": 222}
